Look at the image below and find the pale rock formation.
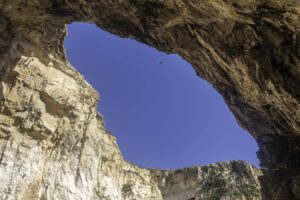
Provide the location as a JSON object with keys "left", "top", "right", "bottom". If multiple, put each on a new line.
{"left": 0, "top": 36, "right": 261, "bottom": 200}
{"left": 1, "top": 0, "right": 299, "bottom": 199}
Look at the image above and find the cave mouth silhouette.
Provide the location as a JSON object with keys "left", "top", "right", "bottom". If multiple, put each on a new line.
{"left": 64, "top": 22, "right": 259, "bottom": 170}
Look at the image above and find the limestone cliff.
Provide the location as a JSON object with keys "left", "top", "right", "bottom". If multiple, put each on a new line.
{"left": 0, "top": 23, "right": 261, "bottom": 200}
{"left": 0, "top": 0, "right": 299, "bottom": 199}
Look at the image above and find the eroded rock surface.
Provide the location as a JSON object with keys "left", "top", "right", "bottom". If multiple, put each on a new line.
{"left": 0, "top": 22, "right": 261, "bottom": 200}
{"left": 0, "top": 0, "right": 299, "bottom": 199}
{"left": 0, "top": 31, "right": 261, "bottom": 200}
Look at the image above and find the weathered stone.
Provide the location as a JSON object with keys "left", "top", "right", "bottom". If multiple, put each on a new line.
{"left": 0, "top": 0, "right": 299, "bottom": 199}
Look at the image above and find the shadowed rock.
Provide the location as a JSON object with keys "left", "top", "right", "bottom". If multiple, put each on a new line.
{"left": 0, "top": 0, "right": 299, "bottom": 199}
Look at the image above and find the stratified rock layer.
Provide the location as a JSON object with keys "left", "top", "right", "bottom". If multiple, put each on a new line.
{"left": 0, "top": 0, "right": 299, "bottom": 199}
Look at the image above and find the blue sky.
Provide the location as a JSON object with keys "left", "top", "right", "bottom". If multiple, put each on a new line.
{"left": 64, "top": 22, "right": 259, "bottom": 169}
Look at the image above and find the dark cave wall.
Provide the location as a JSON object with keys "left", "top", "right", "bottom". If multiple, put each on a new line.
{"left": 1, "top": 0, "right": 300, "bottom": 199}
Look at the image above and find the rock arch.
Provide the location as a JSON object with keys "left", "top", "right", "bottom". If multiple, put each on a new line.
{"left": 0, "top": 1, "right": 299, "bottom": 199}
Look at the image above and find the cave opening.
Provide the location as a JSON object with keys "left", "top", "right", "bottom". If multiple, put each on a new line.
{"left": 64, "top": 22, "right": 259, "bottom": 169}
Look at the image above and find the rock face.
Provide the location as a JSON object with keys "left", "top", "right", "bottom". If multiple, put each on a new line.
{"left": 0, "top": 0, "right": 299, "bottom": 199}
{"left": 0, "top": 24, "right": 261, "bottom": 200}
{"left": 0, "top": 16, "right": 261, "bottom": 200}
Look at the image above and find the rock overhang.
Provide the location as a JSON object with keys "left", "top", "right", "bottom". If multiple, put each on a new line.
{"left": 0, "top": 0, "right": 299, "bottom": 199}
